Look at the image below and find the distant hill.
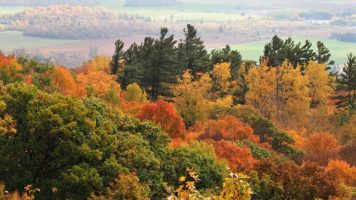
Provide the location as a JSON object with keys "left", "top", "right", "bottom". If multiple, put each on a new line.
{"left": 0, "top": 5, "right": 157, "bottom": 39}
{"left": 0, "top": 0, "right": 98, "bottom": 6}
{"left": 124, "top": 0, "right": 180, "bottom": 7}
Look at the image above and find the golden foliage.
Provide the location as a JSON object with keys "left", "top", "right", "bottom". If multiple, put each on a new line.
{"left": 76, "top": 70, "right": 121, "bottom": 103}
{"left": 82, "top": 56, "right": 111, "bottom": 73}
{"left": 305, "top": 61, "right": 334, "bottom": 108}
{"left": 278, "top": 61, "right": 310, "bottom": 128}
{"left": 50, "top": 67, "right": 77, "bottom": 96}
{"left": 325, "top": 160, "right": 356, "bottom": 186}
{"left": 211, "top": 62, "right": 231, "bottom": 100}
{"left": 172, "top": 71, "right": 212, "bottom": 127}
{"left": 303, "top": 132, "right": 339, "bottom": 164}
{"left": 246, "top": 64, "right": 277, "bottom": 120}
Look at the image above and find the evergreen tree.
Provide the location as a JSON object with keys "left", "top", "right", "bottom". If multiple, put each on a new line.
{"left": 110, "top": 39, "right": 125, "bottom": 75}
{"left": 315, "top": 41, "right": 335, "bottom": 66}
{"left": 262, "top": 36, "right": 328, "bottom": 71}
{"left": 337, "top": 53, "right": 356, "bottom": 111}
{"left": 178, "top": 24, "right": 210, "bottom": 76}
{"left": 141, "top": 27, "right": 179, "bottom": 100}
{"left": 119, "top": 43, "right": 141, "bottom": 89}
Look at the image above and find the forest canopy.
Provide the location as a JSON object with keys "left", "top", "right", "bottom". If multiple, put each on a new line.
{"left": 0, "top": 24, "right": 355, "bottom": 199}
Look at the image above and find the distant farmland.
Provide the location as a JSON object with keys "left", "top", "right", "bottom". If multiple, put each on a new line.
{"left": 0, "top": 31, "right": 354, "bottom": 66}
{"left": 0, "top": 31, "right": 80, "bottom": 52}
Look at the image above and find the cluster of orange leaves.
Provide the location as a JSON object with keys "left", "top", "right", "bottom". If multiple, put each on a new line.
{"left": 170, "top": 115, "right": 260, "bottom": 171}
{"left": 0, "top": 53, "right": 23, "bottom": 80}
{"left": 0, "top": 53, "right": 17, "bottom": 69}
{"left": 136, "top": 100, "right": 185, "bottom": 138}
{"left": 50, "top": 63, "right": 120, "bottom": 100}
{"left": 197, "top": 116, "right": 259, "bottom": 143}
{"left": 212, "top": 140, "right": 257, "bottom": 172}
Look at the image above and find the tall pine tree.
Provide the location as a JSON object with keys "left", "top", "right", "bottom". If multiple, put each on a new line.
{"left": 140, "top": 27, "right": 179, "bottom": 100}
{"left": 315, "top": 41, "right": 335, "bottom": 66}
{"left": 178, "top": 24, "right": 210, "bottom": 76}
{"left": 261, "top": 36, "right": 334, "bottom": 71}
{"left": 110, "top": 39, "right": 125, "bottom": 75}
{"left": 337, "top": 53, "right": 356, "bottom": 111}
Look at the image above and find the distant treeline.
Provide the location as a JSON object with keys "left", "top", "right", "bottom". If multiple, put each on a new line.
{"left": 331, "top": 33, "right": 356, "bottom": 43}
{"left": 124, "top": 0, "right": 180, "bottom": 7}
{"left": 0, "top": 5, "right": 309, "bottom": 41}
{"left": 0, "top": 0, "right": 99, "bottom": 6}
{"left": 0, "top": 5, "right": 157, "bottom": 39}
{"left": 299, "top": 11, "right": 333, "bottom": 20}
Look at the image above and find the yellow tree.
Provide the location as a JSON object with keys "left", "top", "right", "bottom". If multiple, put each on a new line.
{"left": 76, "top": 71, "right": 121, "bottom": 104}
{"left": 303, "top": 132, "right": 339, "bottom": 164}
{"left": 172, "top": 71, "right": 211, "bottom": 127}
{"left": 82, "top": 55, "right": 111, "bottom": 72}
{"left": 304, "top": 61, "right": 335, "bottom": 132}
{"left": 325, "top": 159, "right": 356, "bottom": 186}
{"left": 278, "top": 61, "right": 310, "bottom": 128}
{"left": 211, "top": 62, "right": 231, "bottom": 100}
{"left": 246, "top": 64, "right": 277, "bottom": 120}
{"left": 305, "top": 61, "right": 334, "bottom": 108}
{"left": 50, "top": 67, "right": 77, "bottom": 96}
{"left": 0, "top": 99, "right": 16, "bottom": 136}
{"left": 124, "top": 83, "right": 147, "bottom": 102}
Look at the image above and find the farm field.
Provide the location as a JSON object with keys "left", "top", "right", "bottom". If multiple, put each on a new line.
{"left": 0, "top": 31, "right": 81, "bottom": 52}
{"left": 0, "top": 6, "right": 26, "bottom": 15}
{"left": 96, "top": 2, "right": 247, "bottom": 23}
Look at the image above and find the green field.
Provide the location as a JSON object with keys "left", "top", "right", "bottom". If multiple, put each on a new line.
{"left": 230, "top": 37, "right": 356, "bottom": 65}
{"left": 97, "top": 0, "right": 245, "bottom": 23}
{"left": 0, "top": 6, "right": 26, "bottom": 15}
{"left": 0, "top": 31, "right": 81, "bottom": 52}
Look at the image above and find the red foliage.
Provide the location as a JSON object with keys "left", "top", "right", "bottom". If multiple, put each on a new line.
{"left": 198, "top": 115, "right": 258, "bottom": 142}
{"left": 24, "top": 75, "right": 33, "bottom": 84}
{"left": 0, "top": 52, "right": 15, "bottom": 68}
{"left": 170, "top": 138, "right": 186, "bottom": 148}
{"left": 213, "top": 140, "right": 257, "bottom": 172}
{"left": 136, "top": 100, "right": 185, "bottom": 138}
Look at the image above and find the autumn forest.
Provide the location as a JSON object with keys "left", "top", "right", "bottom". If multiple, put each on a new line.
{"left": 0, "top": 24, "right": 356, "bottom": 200}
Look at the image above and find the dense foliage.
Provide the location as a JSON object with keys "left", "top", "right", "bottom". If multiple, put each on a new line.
{"left": 0, "top": 26, "right": 355, "bottom": 199}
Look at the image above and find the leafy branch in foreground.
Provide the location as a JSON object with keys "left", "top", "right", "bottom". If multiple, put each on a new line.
{"left": 168, "top": 168, "right": 252, "bottom": 200}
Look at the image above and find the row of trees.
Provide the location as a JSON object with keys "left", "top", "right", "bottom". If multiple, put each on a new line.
{"left": 110, "top": 25, "right": 356, "bottom": 120}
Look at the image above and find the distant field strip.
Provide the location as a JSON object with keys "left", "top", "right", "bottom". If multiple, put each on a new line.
{"left": 0, "top": 6, "right": 26, "bottom": 15}
{"left": 0, "top": 31, "right": 81, "bottom": 52}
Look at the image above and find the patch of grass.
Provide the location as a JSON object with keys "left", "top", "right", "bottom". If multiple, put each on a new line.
{"left": 0, "top": 31, "right": 81, "bottom": 52}
{"left": 0, "top": 6, "right": 26, "bottom": 15}
{"left": 96, "top": 0, "right": 243, "bottom": 23}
